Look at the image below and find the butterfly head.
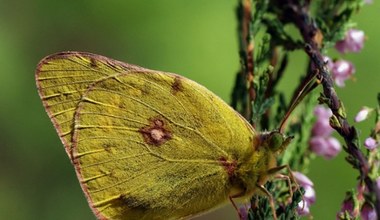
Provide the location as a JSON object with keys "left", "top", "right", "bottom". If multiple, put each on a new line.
{"left": 259, "top": 131, "right": 293, "bottom": 155}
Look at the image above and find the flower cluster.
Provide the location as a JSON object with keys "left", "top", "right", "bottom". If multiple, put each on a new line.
{"left": 293, "top": 172, "right": 316, "bottom": 216}
{"left": 336, "top": 181, "right": 379, "bottom": 220}
{"left": 309, "top": 106, "right": 341, "bottom": 159}
{"left": 325, "top": 29, "right": 366, "bottom": 87}
{"left": 335, "top": 105, "right": 379, "bottom": 219}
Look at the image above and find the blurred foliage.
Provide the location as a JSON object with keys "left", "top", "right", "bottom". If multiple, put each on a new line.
{"left": 0, "top": 1, "right": 379, "bottom": 220}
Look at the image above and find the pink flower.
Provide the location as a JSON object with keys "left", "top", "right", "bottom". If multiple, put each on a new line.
{"left": 361, "top": 202, "right": 377, "bottom": 220}
{"left": 314, "top": 105, "right": 333, "bottom": 119}
{"left": 291, "top": 172, "right": 318, "bottom": 217}
{"left": 293, "top": 171, "right": 314, "bottom": 187}
{"left": 364, "top": 0, "right": 373, "bottom": 4}
{"left": 310, "top": 136, "right": 341, "bottom": 159}
{"left": 323, "top": 56, "right": 356, "bottom": 87}
{"left": 355, "top": 107, "right": 372, "bottom": 122}
{"left": 364, "top": 137, "right": 378, "bottom": 150}
{"left": 335, "top": 29, "right": 365, "bottom": 54}
{"left": 312, "top": 118, "right": 333, "bottom": 137}
{"left": 303, "top": 185, "right": 316, "bottom": 204}
{"left": 331, "top": 60, "right": 355, "bottom": 87}
{"left": 293, "top": 172, "right": 315, "bottom": 216}
{"left": 312, "top": 105, "right": 333, "bottom": 137}
{"left": 337, "top": 198, "right": 356, "bottom": 219}
{"left": 293, "top": 172, "right": 316, "bottom": 205}
{"left": 310, "top": 106, "right": 342, "bottom": 159}
{"left": 297, "top": 200, "right": 310, "bottom": 216}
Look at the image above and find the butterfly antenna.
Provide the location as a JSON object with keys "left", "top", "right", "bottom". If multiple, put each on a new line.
{"left": 278, "top": 72, "right": 319, "bottom": 133}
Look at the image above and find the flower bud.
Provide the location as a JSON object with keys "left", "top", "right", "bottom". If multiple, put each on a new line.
{"left": 354, "top": 107, "right": 372, "bottom": 122}
{"left": 336, "top": 197, "right": 356, "bottom": 219}
{"left": 364, "top": 137, "right": 378, "bottom": 150}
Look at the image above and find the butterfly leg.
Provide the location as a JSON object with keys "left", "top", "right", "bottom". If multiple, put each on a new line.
{"left": 267, "top": 164, "right": 303, "bottom": 206}
{"left": 229, "top": 196, "right": 245, "bottom": 220}
{"left": 255, "top": 184, "right": 277, "bottom": 220}
{"left": 273, "top": 173, "right": 293, "bottom": 203}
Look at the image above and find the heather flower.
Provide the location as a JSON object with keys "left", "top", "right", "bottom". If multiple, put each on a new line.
{"left": 364, "top": 137, "right": 378, "bottom": 150}
{"left": 323, "top": 56, "right": 355, "bottom": 87}
{"left": 293, "top": 172, "right": 316, "bottom": 204}
{"left": 314, "top": 105, "right": 333, "bottom": 119}
{"left": 361, "top": 202, "right": 377, "bottom": 220}
{"left": 293, "top": 171, "right": 313, "bottom": 187}
{"left": 335, "top": 29, "right": 365, "bottom": 54}
{"left": 312, "top": 105, "right": 333, "bottom": 137}
{"left": 336, "top": 197, "right": 357, "bottom": 219}
{"left": 310, "top": 106, "right": 342, "bottom": 159}
{"left": 354, "top": 107, "right": 373, "bottom": 122}
{"left": 297, "top": 200, "right": 310, "bottom": 216}
{"left": 293, "top": 172, "right": 315, "bottom": 216}
{"left": 331, "top": 60, "right": 355, "bottom": 87}
{"left": 310, "top": 136, "right": 341, "bottom": 159}
{"left": 311, "top": 117, "right": 333, "bottom": 137}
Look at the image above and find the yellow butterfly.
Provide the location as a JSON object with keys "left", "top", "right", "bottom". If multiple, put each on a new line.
{"left": 36, "top": 51, "right": 293, "bottom": 220}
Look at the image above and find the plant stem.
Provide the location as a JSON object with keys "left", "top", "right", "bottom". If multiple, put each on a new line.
{"left": 237, "top": 0, "right": 255, "bottom": 123}
{"left": 279, "top": 0, "right": 380, "bottom": 216}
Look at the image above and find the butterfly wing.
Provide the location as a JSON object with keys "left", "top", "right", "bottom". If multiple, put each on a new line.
{"left": 36, "top": 52, "right": 257, "bottom": 220}
{"left": 35, "top": 52, "right": 151, "bottom": 159}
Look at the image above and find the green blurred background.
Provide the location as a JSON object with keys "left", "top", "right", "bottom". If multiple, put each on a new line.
{"left": 0, "top": 1, "right": 379, "bottom": 219}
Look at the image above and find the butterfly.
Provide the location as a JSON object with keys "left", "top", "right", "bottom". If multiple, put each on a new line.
{"left": 36, "top": 51, "right": 294, "bottom": 220}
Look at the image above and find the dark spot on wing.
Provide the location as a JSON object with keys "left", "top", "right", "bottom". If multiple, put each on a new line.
{"left": 139, "top": 117, "right": 172, "bottom": 146}
{"left": 90, "top": 57, "right": 98, "bottom": 67}
{"left": 171, "top": 76, "right": 183, "bottom": 94}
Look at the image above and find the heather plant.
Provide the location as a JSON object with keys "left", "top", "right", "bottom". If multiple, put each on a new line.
{"left": 232, "top": 1, "right": 380, "bottom": 219}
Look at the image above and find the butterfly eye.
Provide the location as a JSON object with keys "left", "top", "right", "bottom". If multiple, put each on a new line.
{"left": 268, "top": 132, "right": 284, "bottom": 152}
